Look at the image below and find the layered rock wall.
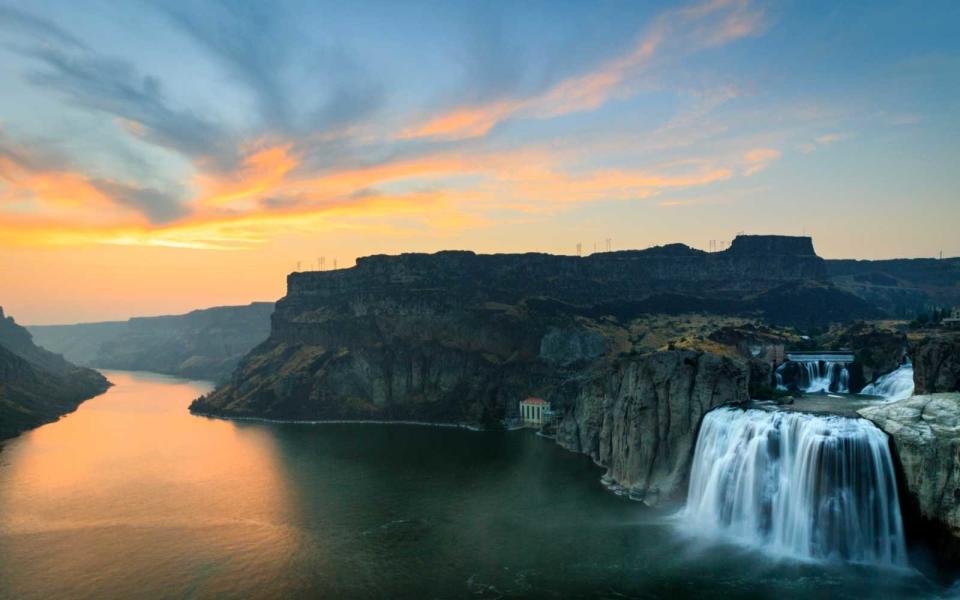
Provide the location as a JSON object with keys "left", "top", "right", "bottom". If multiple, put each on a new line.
{"left": 556, "top": 351, "right": 749, "bottom": 505}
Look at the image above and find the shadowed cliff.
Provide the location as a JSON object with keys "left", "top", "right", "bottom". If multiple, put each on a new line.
{"left": 0, "top": 307, "right": 110, "bottom": 440}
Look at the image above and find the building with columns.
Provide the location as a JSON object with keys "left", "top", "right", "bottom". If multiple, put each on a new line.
{"left": 519, "top": 397, "right": 551, "bottom": 426}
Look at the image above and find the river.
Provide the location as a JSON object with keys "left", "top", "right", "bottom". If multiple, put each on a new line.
{"left": 0, "top": 371, "right": 946, "bottom": 598}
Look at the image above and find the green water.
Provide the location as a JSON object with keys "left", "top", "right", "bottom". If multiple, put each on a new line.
{"left": 0, "top": 371, "right": 948, "bottom": 598}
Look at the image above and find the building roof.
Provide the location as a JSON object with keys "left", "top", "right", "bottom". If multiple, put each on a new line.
{"left": 521, "top": 397, "right": 548, "bottom": 405}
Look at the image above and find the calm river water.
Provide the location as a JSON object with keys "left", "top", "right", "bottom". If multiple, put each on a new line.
{"left": 0, "top": 371, "right": 949, "bottom": 599}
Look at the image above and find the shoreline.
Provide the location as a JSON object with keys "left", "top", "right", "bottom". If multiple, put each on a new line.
{"left": 189, "top": 410, "right": 495, "bottom": 432}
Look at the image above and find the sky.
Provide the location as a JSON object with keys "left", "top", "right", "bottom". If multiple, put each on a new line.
{"left": 0, "top": 0, "right": 958, "bottom": 324}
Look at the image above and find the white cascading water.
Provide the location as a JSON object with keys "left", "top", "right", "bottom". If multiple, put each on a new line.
{"left": 838, "top": 365, "right": 850, "bottom": 393}
{"left": 861, "top": 362, "right": 915, "bottom": 402}
{"left": 777, "top": 361, "right": 851, "bottom": 393}
{"left": 683, "top": 407, "right": 907, "bottom": 566}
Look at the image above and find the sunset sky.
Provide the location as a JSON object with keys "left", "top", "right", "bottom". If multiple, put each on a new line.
{"left": 1, "top": 0, "right": 958, "bottom": 324}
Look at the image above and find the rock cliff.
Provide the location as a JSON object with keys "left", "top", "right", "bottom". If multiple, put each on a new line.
{"left": 555, "top": 351, "right": 748, "bottom": 505}
{"left": 0, "top": 307, "right": 109, "bottom": 440}
{"left": 29, "top": 303, "right": 273, "bottom": 383}
{"left": 911, "top": 333, "right": 960, "bottom": 394}
{"left": 194, "top": 235, "right": 832, "bottom": 423}
{"left": 859, "top": 394, "right": 960, "bottom": 550}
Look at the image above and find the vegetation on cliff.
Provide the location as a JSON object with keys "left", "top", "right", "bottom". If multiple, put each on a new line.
{"left": 0, "top": 307, "right": 109, "bottom": 440}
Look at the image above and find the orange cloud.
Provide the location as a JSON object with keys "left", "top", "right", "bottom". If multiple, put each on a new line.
{"left": 401, "top": 0, "right": 765, "bottom": 141}
{"left": 402, "top": 101, "right": 520, "bottom": 140}
{"left": 0, "top": 157, "right": 139, "bottom": 223}
{"left": 742, "top": 147, "right": 781, "bottom": 176}
{"left": 196, "top": 144, "right": 298, "bottom": 207}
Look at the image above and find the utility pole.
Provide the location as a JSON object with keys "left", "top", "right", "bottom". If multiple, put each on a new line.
{"left": 605, "top": 238, "right": 612, "bottom": 252}
{"left": 576, "top": 242, "right": 582, "bottom": 257}
{"left": 296, "top": 260, "right": 301, "bottom": 271}
{"left": 333, "top": 258, "right": 338, "bottom": 270}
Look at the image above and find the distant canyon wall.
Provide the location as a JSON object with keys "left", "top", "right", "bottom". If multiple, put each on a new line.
{"left": 29, "top": 303, "right": 274, "bottom": 383}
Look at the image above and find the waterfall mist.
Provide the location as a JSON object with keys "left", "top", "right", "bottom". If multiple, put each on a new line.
{"left": 682, "top": 407, "right": 907, "bottom": 567}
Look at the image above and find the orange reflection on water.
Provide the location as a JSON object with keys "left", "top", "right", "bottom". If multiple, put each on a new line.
{"left": 0, "top": 371, "right": 305, "bottom": 599}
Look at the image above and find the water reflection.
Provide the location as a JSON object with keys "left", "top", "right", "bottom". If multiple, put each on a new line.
{"left": 0, "top": 371, "right": 301, "bottom": 599}
{"left": 0, "top": 371, "right": 942, "bottom": 599}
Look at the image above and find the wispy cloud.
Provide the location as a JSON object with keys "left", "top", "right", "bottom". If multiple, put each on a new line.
{"left": 742, "top": 147, "right": 781, "bottom": 175}
{"left": 403, "top": 0, "right": 766, "bottom": 141}
{"left": 23, "top": 47, "right": 235, "bottom": 166}
{"left": 798, "top": 131, "right": 850, "bottom": 154}
{"left": 0, "top": 5, "right": 87, "bottom": 50}
{"left": 0, "top": 131, "right": 185, "bottom": 224}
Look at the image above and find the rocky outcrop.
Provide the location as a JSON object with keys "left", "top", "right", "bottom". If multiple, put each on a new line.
{"left": 0, "top": 307, "right": 109, "bottom": 440}
{"left": 911, "top": 333, "right": 960, "bottom": 394}
{"left": 859, "top": 394, "right": 960, "bottom": 543}
{"left": 556, "top": 351, "right": 749, "bottom": 505}
{"left": 29, "top": 302, "right": 273, "bottom": 382}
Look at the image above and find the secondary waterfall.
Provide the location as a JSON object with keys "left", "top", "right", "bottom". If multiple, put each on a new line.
{"left": 861, "top": 362, "right": 915, "bottom": 402}
{"left": 776, "top": 360, "right": 851, "bottom": 393}
{"left": 683, "top": 407, "right": 907, "bottom": 566}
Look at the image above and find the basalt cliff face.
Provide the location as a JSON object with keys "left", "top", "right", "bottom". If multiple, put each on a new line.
{"left": 29, "top": 303, "right": 274, "bottom": 383}
{"left": 555, "top": 351, "right": 748, "bottom": 505}
{"left": 0, "top": 307, "right": 109, "bottom": 440}
{"left": 911, "top": 333, "right": 960, "bottom": 394}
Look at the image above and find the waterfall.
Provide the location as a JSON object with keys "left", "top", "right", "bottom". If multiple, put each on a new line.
{"left": 682, "top": 407, "right": 907, "bottom": 566}
{"left": 778, "top": 360, "right": 851, "bottom": 393}
{"left": 861, "top": 362, "right": 914, "bottom": 402}
{"left": 804, "top": 361, "right": 845, "bottom": 393}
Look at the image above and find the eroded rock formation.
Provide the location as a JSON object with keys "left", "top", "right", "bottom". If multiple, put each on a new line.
{"left": 556, "top": 351, "right": 748, "bottom": 505}
{"left": 860, "top": 394, "right": 960, "bottom": 544}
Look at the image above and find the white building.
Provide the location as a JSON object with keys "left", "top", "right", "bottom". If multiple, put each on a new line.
{"left": 520, "top": 397, "right": 551, "bottom": 426}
